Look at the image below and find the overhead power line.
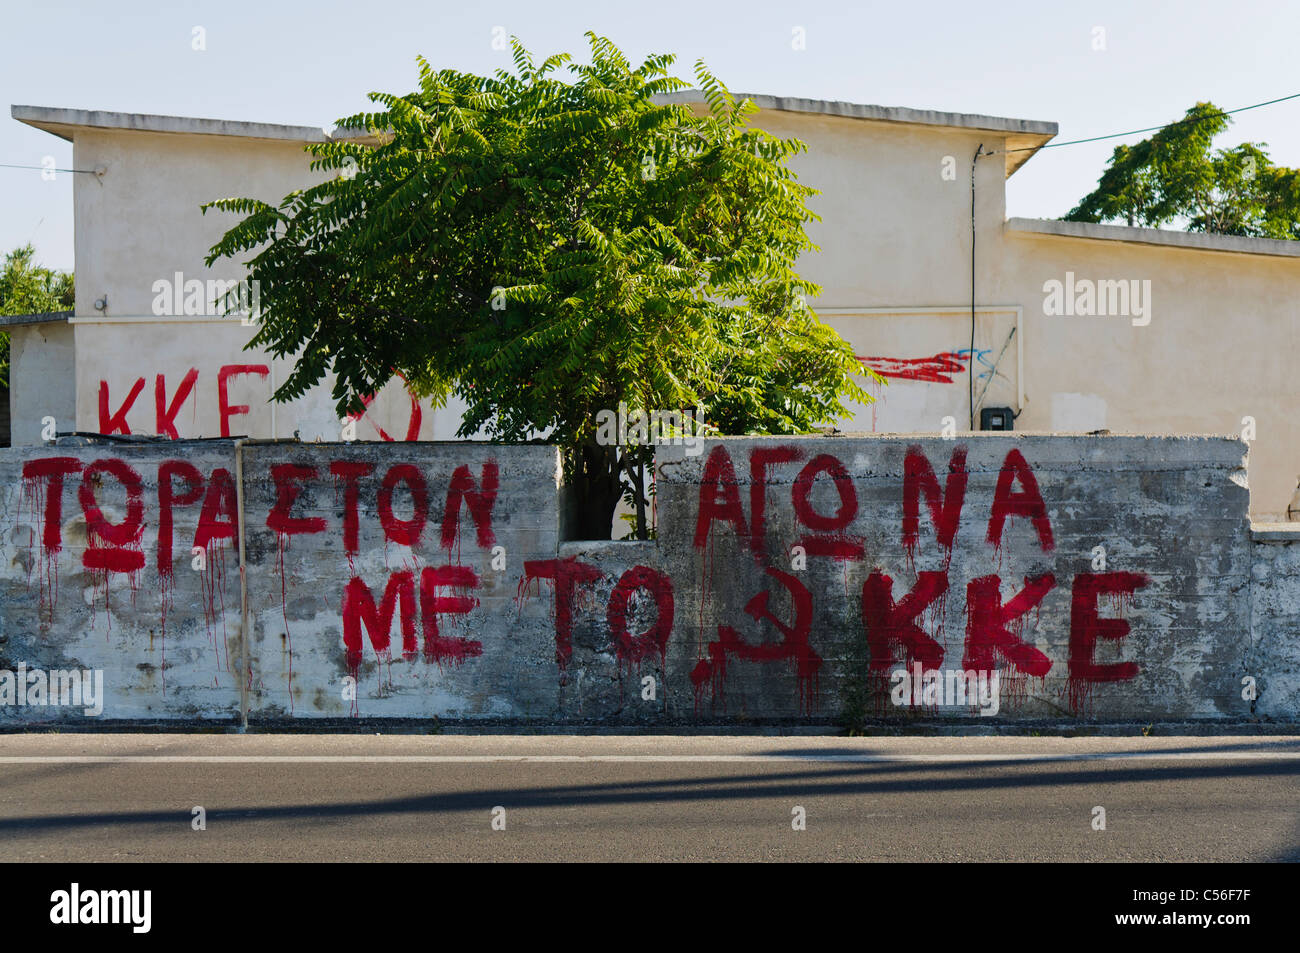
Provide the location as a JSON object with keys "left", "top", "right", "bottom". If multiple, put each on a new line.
{"left": 992, "top": 91, "right": 1300, "bottom": 156}
{"left": 0, "top": 162, "right": 98, "bottom": 173}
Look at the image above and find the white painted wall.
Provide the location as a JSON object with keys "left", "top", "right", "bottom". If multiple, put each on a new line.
{"left": 9, "top": 322, "right": 75, "bottom": 445}
{"left": 15, "top": 105, "right": 1300, "bottom": 517}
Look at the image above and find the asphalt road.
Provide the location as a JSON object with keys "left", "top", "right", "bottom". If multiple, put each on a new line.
{"left": 0, "top": 734, "right": 1297, "bottom": 861}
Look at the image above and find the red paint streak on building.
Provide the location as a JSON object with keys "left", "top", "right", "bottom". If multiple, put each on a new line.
{"left": 216, "top": 364, "right": 270, "bottom": 437}
{"left": 379, "top": 463, "right": 429, "bottom": 548}
{"left": 329, "top": 461, "right": 374, "bottom": 567}
{"left": 857, "top": 352, "right": 970, "bottom": 384}
{"left": 749, "top": 445, "right": 802, "bottom": 558}
{"left": 342, "top": 571, "right": 418, "bottom": 676}
{"left": 154, "top": 369, "right": 199, "bottom": 439}
{"left": 522, "top": 558, "right": 603, "bottom": 676}
{"left": 693, "top": 445, "right": 749, "bottom": 551}
{"left": 98, "top": 377, "right": 146, "bottom": 434}
{"left": 157, "top": 460, "right": 205, "bottom": 680}
{"left": 194, "top": 468, "right": 239, "bottom": 673}
{"left": 792, "top": 453, "right": 864, "bottom": 561}
{"left": 345, "top": 373, "right": 424, "bottom": 442}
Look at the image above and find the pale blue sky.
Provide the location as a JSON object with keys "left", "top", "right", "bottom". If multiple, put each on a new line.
{"left": 4, "top": 0, "right": 1299, "bottom": 272}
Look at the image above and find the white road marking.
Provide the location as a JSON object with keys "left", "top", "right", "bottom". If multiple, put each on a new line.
{"left": 0, "top": 751, "right": 1296, "bottom": 764}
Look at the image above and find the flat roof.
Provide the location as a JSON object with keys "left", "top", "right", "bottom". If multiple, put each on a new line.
{"left": 653, "top": 91, "right": 1058, "bottom": 176}
{"left": 1007, "top": 217, "right": 1300, "bottom": 259}
{"left": 11, "top": 105, "right": 329, "bottom": 143}
{"left": 15, "top": 96, "right": 1058, "bottom": 173}
{"left": 0, "top": 310, "right": 72, "bottom": 328}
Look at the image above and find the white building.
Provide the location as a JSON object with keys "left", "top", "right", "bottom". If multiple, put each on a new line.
{"left": 9, "top": 95, "right": 1299, "bottom": 517}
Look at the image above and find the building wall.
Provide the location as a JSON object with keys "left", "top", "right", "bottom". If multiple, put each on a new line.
{"left": 8, "top": 321, "right": 75, "bottom": 446}
{"left": 763, "top": 111, "right": 1300, "bottom": 518}
{"left": 56, "top": 127, "right": 470, "bottom": 443}
{"left": 997, "top": 229, "right": 1298, "bottom": 518}
{"left": 18, "top": 109, "right": 1300, "bottom": 519}
{"left": 1, "top": 434, "right": 1288, "bottom": 726}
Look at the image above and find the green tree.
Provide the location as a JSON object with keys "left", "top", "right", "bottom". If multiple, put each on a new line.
{"left": 1065, "top": 102, "right": 1300, "bottom": 239}
{"left": 205, "top": 33, "right": 875, "bottom": 539}
{"left": 0, "top": 244, "right": 74, "bottom": 389}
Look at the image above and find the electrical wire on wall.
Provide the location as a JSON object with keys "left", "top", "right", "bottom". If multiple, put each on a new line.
{"left": 969, "top": 143, "right": 984, "bottom": 431}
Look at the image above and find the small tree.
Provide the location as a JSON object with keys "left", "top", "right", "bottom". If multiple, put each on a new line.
{"left": 1065, "top": 102, "right": 1300, "bottom": 238}
{"left": 206, "top": 33, "right": 874, "bottom": 538}
{"left": 0, "top": 244, "right": 74, "bottom": 389}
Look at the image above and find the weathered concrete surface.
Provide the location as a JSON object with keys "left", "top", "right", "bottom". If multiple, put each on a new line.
{"left": 1250, "top": 525, "right": 1300, "bottom": 719}
{"left": 0, "top": 441, "right": 243, "bottom": 721}
{"left": 0, "top": 434, "right": 1290, "bottom": 726}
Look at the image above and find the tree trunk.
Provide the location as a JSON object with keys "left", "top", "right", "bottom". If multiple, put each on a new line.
{"left": 633, "top": 456, "right": 648, "bottom": 540}
{"left": 571, "top": 439, "right": 622, "bottom": 540}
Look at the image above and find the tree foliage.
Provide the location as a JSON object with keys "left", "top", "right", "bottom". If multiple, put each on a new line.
{"left": 1065, "top": 102, "right": 1300, "bottom": 238}
{"left": 205, "top": 33, "right": 875, "bottom": 538}
{"left": 0, "top": 244, "right": 75, "bottom": 389}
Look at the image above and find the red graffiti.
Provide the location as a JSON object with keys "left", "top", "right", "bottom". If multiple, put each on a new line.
{"left": 329, "top": 461, "right": 374, "bottom": 557}
{"left": 861, "top": 571, "right": 948, "bottom": 676}
{"left": 441, "top": 462, "right": 498, "bottom": 553}
{"left": 523, "top": 558, "right": 603, "bottom": 671}
{"left": 217, "top": 364, "right": 270, "bottom": 438}
{"left": 987, "top": 448, "right": 1054, "bottom": 553}
{"left": 98, "top": 366, "right": 430, "bottom": 440}
{"left": 79, "top": 458, "right": 146, "bottom": 573}
{"left": 606, "top": 566, "right": 674, "bottom": 673}
{"left": 21, "top": 456, "right": 81, "bottom": 553}
{"left": 419, "top": 565, "right": 483, "bottom": 665}
{"left": 856, "top": 351, "right": 969, "bottom": 383}
{"left": 902, "top": 444, "right": 968, "bottom": 561}
{"left": 154, "top": 369, "right": 199, "bottom": 440}
{"left": 342, "top": 571, "right": 418, "bottom": 672}
{"left": 694, "top": 445, "right": 749, "bottom": 549}
{"left": 691, "top": 567, "right": 822, "bottom": 713}
{"left": 793, "top": 453, "right": 864, "bottom": 561}
{"left": 962, "top": 573, "right": 1056, "bottom": 678}
{"left": 194, "top": 468, "right": 238, "bottom": 548}
{"left": 345, "top": 386, "right": 423, "bottom": 442}
{"left": 266, "top": 464, "right": 328, "bottom": 537}
{"left": 157, "top": 460, "right": 205, "bottom": 574}
{"left": 99, "top": 377, "right": 146, "bottom": 435}
{"left": 21, "top": 456, "right": 82, "bottom": 618}
{"left": 378, "top": 463, "right": 429, "bottom": 547}
{"left": 749, "top": 445, "right": 802, "bottom": 555}
{"left": 1068, "top": 571, "right": 1149, "bottom": 712}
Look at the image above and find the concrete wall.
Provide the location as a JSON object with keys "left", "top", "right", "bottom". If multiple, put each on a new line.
{"left": 1, "top": 434, "right": 1289, "bottom": 727}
